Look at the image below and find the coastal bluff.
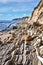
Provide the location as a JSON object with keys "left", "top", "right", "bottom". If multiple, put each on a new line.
{"left": 0, "top": 0, "right": 43, "bottom": 65}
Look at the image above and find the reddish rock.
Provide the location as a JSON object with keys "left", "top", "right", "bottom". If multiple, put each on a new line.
{"left": 21, "top": 35, "right": 32, "bottom": 41}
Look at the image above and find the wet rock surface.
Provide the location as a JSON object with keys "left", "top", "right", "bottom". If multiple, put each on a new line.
{"left": 0, "top": 0, "right": 43, "bottom": 65}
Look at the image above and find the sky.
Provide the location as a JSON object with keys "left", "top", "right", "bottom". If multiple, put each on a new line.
{"left": 0, "top": 0, "right": 40, "bottom": 20}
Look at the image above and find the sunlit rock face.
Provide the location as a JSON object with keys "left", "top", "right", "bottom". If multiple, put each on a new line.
{"left": 38, "top": 12, "right": 43, "bottom": 24}
{"left": 28, "top": 0, "right": 43, "bottom": 25}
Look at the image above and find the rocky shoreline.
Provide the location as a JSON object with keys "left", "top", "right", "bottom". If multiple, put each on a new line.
{"left": 0, "top": 0, "right": 43, "bottom": 65}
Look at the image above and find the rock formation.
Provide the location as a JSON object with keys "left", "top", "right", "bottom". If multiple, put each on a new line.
{"left": 28, "top": 0, "right": 43, "bottom": 24}
{"left": 0, "top": 0, "right": 43, "bottom": 65}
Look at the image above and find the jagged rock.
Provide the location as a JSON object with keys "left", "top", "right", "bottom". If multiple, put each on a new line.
{"left": 21, "top": 35, "right": 32, "bottom": 41}
{"left": 39, "top": 46, "right": 43, "bottom": 56}
{"left": 0, "top": 0, "right": 43, "bottom": 65}
{"left": 0, "top": 32, "right": 16, "bottom": 44}
{"left": 39, "top": 25, "right": 43, "bottom": 31}
{"left": 33, "top": 22, "right": 41, "bottom": 27}
{"left": 28, "top": 0, "right": 43, "bottom": 25}
{"left": 4, "top": 36, "right": 14, "bottom": 43}
{"left": 12, "top": 26, "right": 18, "bottom": 29}
{"left": 22, "top": 29, "right": 27, "bottom": 35}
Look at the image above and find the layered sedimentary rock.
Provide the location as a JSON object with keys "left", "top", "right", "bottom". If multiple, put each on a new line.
{"left": 28, "top": 0, "right": 43, "bottom": 24}
{"left": 0, "top": 0, "right": 43, "bottom": 65}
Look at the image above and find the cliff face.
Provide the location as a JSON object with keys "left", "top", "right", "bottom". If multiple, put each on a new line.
{"left": 28, "top": 0, "right": 43, "bottom": 24}
{"left": 0, "top": 0, "right": 43, "bottom": 65}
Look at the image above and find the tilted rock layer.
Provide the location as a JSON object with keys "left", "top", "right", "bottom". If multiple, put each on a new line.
{"left": 0, "top": 0, "right": 43, "bottom": 65}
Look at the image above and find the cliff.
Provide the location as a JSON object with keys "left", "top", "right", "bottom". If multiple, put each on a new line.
{"left": 28, "top": 0, "right": 43, "bottom": 24}
{"left": 0, "top": 0, "right": 43, "bottom": 65}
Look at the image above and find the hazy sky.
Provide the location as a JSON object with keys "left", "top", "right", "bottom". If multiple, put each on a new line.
{"left": 0, "top": 0, "right": 40, "bottom": 20}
